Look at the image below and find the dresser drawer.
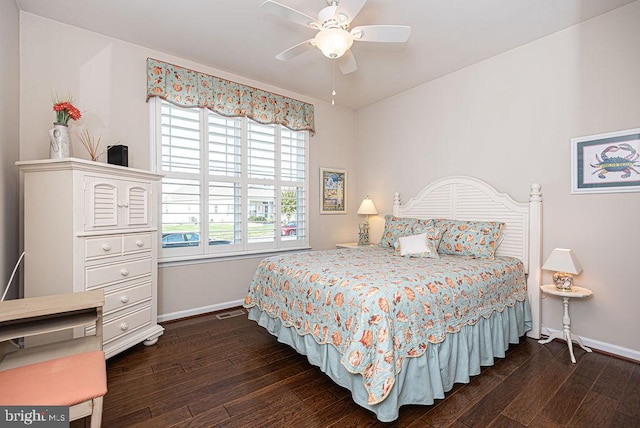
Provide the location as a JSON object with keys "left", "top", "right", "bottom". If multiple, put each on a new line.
{"left": 85, "top": 257, "right": 152, "bottom": 289}
{"left": 123, "top": 233, "right": 152, "bottom": 255}
{"left": 85, "top": 235, "right": 123, "bottom": 260}
{"left": 103, "top": 305, "right": 151, "bottom": 343}
{"left": 104, "top": 281, "right": 152, "bottom": 314}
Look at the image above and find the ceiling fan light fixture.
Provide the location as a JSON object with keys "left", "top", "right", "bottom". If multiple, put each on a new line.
{"left": 314, "top": 28, "right": 353, "bottom": 59}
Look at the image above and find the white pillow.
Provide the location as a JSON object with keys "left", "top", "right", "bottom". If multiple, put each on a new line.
{"left": 397, "top": 233, "right": 438, "bottom": 258}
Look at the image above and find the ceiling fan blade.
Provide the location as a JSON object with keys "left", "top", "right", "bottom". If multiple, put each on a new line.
{"left": 351, "top": 25, "right": 411, "bottom": 43}
{"left": 261, "top": 0, "right": 319, "bottom": 29}
{"left": 337, "top": 50, "right": 357, "bottom": 74}
{"left": 335, "top": 0, "right": 367, "bottom": 24}
{"left": 275, "top": 39, "right": 315, "bottom": 61}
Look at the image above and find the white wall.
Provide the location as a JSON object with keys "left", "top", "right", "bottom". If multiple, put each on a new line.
{"left": 19, "top": 4, "right": 638, "bottom": 357}
{"left": 19, "top": 13, "right": 358, "bottom": 318}
{"left": 357, "top": 2, "right": 640, "bottom": 357}
{"left": 0, "top": 1, "right": 21, "bottom": 300}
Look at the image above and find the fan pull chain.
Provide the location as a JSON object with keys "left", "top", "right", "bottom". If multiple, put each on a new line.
{"left": 331, "top": 60, "right": 337, "bottom": 106}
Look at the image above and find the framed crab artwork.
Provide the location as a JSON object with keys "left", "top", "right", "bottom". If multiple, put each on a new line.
{"left": 571, "top": 127, "right": 640, "bottom": 194}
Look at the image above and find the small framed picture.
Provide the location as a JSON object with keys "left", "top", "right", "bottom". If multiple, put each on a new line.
{"left": 571, "top": 128, "right": 640, "bottom": 194}
{"left": 320, "top": 167, "right": 347, "bottom": 214}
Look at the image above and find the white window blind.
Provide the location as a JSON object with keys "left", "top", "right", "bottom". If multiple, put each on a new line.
{"left": 153, "top": 99, "right": 309, "bottom": 260}
{"left": 280, "top": 128, "right": 307, "bottom": 240}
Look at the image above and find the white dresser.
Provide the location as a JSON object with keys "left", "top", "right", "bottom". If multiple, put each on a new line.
{"left": 16, "top": 158, "right": 164, "bottom": 358}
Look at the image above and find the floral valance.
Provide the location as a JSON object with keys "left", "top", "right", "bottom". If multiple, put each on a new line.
{"left": 146, "top": 58, "right": 315, "bottom": 134}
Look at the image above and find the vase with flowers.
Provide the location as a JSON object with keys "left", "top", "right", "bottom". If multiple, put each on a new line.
{"left": 49, "top": 95, "right": 82, "bottom": 159}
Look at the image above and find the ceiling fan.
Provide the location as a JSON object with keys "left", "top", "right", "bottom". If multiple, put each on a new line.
{"left": 262, "top": 0, "right": 411, "bottom": 74}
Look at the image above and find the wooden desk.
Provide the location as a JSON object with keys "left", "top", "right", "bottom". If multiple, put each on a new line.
{"left": 0, "top": 290, "right": 104, "bottom": 370}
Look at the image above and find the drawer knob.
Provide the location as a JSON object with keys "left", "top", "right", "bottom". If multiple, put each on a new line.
{"left": 102, "top": 243, "right": 112, "bottom": 251}
{"left": 117, "top": 202, "right": 123, "bottom": 207}
{"left": 120, "top": 295, "right": 130, "bottom": 304}
{"left": 120, "top": 268, "right": 129, "bottom": 277}
{"left": 120, "top": 322, "right": 129, "bottom": 331}
{"left": 123, "top": 202, "right": 129, "bottom": 207}
{"left": 136, "top": 240, "right": 144, "bottom": 247}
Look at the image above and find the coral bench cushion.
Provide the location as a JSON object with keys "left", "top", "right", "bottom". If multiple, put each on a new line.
{"left": 0, "top": 350, "right": 107, "bottom": 405}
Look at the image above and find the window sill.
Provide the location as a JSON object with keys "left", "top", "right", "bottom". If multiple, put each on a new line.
{"left": 158, "top": 246, "right": 312, "bottom": 268}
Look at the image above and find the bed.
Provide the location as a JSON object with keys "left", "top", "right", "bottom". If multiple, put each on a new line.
{"left": 243, "top": 176, "right": 542, "bottom": 422}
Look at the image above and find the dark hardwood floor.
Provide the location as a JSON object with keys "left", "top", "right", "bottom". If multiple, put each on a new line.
{"left": 75, "top": 309, "right": 640, "bottom": 427}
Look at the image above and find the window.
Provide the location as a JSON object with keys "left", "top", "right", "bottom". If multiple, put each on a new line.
{"left": 152, "top": 99, "right": 309, "bottom": 260}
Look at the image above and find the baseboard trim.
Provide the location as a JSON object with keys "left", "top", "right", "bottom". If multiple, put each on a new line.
{"left": 541, "top": 326, "right": 640, "bottom": 362}
{"left": 158, "top": 299, "right": 244, "bottom": 323}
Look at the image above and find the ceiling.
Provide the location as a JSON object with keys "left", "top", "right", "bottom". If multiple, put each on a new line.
{"left": 16, "top": 0, "right": 635, "bottom": 110}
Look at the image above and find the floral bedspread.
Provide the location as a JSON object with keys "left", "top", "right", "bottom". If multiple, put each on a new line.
{"left": 243, "top": 246, "right": 527, "bottom": 405}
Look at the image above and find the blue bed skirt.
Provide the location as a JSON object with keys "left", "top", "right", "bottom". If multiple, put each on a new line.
{"left": 247, "top": 298, "right": 531, "bottom": 422}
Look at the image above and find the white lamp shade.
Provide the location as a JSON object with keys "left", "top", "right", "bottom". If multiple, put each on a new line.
{"left": 314, "top": 28, "right": 353, "bottom": 59}
{"left": 357, "top": 197, "right": 378, "bottom": 215}
{"left": 542, "top": 248, "right": 583, "bottom": 274}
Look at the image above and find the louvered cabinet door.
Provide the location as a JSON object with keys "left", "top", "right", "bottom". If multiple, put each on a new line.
{"left": 85, "top": 176, "right": 152, "bottom": 230}
{"left": 123, "top": 182, "right": 151, "bottom": 227}
{"left": 85, "top": 177, "right": 119, "bottom": 228}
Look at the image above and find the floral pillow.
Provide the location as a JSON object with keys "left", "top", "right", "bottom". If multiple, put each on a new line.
{"left": 393, "top": 228, "right": 442, "bottom": 258}
{"left": 413, "top": 218, "right": 438, "bottom": 235}
{"left": 379, "top": 215, "right": 421, "bottom": 248}
{"left": 434, "top": 219, "right": 505, "bottom": 260}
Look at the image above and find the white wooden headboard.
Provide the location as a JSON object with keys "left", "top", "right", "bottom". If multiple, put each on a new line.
{"left": 392, "top": 176, "right": 542, "bottom": 339}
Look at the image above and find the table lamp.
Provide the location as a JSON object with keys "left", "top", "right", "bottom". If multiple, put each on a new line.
{"left": 357, "top": 196, "right": 377, "bottom": 245}
{"left": 542, "top": 248, "right": 583, "bottom": 291}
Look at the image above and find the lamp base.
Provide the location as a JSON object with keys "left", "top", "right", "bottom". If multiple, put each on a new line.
{"left": 358, "top": 223, "right": 370, "bottom": 246}
{"left": 553, "top": 272, "right": 574, "bottom": 291}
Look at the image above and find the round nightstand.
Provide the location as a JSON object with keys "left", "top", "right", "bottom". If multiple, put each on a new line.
{"left": 539, "top": 284, "right": 593, "bottom": 363}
